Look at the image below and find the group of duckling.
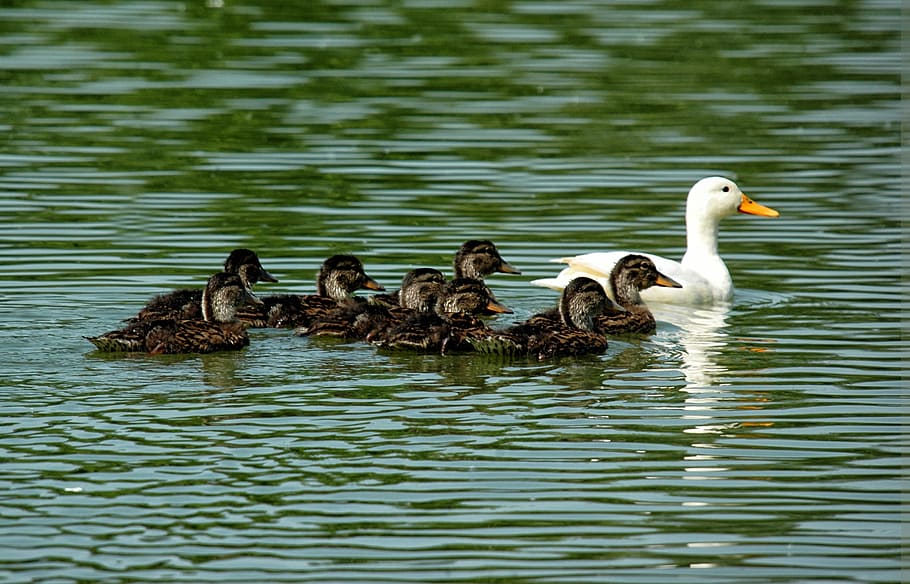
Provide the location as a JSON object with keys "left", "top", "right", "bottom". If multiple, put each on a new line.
{"left": 87, "top": 177, "right": 781, "bottom": 360}
{"left": 86, "top": 240, "right": 680, "bottom": 361}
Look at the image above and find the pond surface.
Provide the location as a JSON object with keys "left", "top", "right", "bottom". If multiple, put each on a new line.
{"left": 0, "top": 1, "right": 903, "bottom": 582}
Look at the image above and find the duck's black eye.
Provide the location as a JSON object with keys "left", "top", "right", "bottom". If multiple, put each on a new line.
{"left": 722, "top": 186, "right": 730, "bottom": 192}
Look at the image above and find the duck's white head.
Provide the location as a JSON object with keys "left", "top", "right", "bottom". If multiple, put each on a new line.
{"left": 686, "top": 176, "right": 779, "bottom": 224}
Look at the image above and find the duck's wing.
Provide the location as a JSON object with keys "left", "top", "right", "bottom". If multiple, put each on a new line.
{"left": 596, "top": 308, "right": 656, "bottom": 335}
{"left": 127, "top": 288, "right": 202, "bottom": 322}
{"left": 528, "top": 327, "right": 609, "bottom": 360}
{"left": 86, "top": 320, "right": 156, "bottom": 352}
{"left": 146, "top": 320, "right": 248, "bottom": 354}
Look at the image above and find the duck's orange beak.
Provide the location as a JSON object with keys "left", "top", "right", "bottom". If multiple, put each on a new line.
{"left": 484, "top": 298, "right": 513, "bottom": 314}
{"left": 738, "top": 193, "right": 779, "bottom": 217}
{"left": 362, "top": 276, "right": 386, "bottom": 291}
{"left": 654, "top": 272, "right": 683, "bottom": 288}
{"left": 498, "top": 259, "right": 522, "bottom": 275}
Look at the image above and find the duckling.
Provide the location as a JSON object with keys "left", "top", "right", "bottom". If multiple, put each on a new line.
{"left": 130, "top": 248, "right": 277, "bottom": 322}
{"left": 466, "top": 277, "right": 610, "bottom": 360}
{"left": 453, "top": 239, "right": 522, "bottom": 280}
{"left": 597, "top": 254, "right": 682, "bottom": 334}
{"left": 517, "top": 255, "right": 681, "bottom": 335}
{"left": 369, "top": 240, "right": 520, "bottom": 307}
{"left": 369, "top": 278, "right": 512, "bottom": 354}
{"left": 87, "top": 271, "right": 262, "bottom": 354}
{"left": 298, "top": 268, "right": 445, "bottom": 340}
{"left": 236, "top": 254, "right": 385, "bottom": 328}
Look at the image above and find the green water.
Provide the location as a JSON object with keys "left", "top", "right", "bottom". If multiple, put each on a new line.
{"left": 0, "top": 1, "right": 903, "bottom": 582}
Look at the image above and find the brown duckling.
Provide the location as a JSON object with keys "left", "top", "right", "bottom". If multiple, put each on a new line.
{"left": 370, "top": 240, "right": 519, "bottom": 307}
{"left": 129, "top": 248, "right": 277, "bottom": 322}
{"left": 453, "top": 239, "right": 522, "bottom": 280}
{"left": 521, "top": 254, "right": 681, "bottom": 335}
{"left": 368, "top": 278, "right": 512, "bottom": 354}
{"left": 236, "top": 254, "right": 385, "bottom": 328}
{"left": 466, "top": 276, "right": 610, "bottom": 360}
{"left": 297, "top": 268, "right": 445, "bottom": 340}
{"left": 87, "top": 271, "right": 262, "bottom": 354}
{"left": 597, "top": 254, "right": 681, "bottom": 334}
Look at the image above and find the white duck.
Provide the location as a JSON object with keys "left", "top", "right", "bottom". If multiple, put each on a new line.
{"left": 531, "top": 177, "right": 779, "bottom": 306}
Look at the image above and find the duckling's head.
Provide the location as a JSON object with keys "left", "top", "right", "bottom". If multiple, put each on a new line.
{"left": 453, "top": 240, "right": 521, "bottom": 280}
{"left": 609, "top": 254, "right": 682, "bottom": 307}
{"left": 399, "top": 268, "right": 446, "bottom": 313}
{"left": 687, "top": 177, "right": 779, "bottom": 226}
{"left": 435, "top": 278, "right": 513, "bottom": 316}
{"left": 317, "top": 254, "right": 385, "bottom": 300}
{"left": 223, "top": 248, "right": 279, "bottom": 284}
{"left": 559, "top": 277, "right": 609, "bottom": 332}
{"left": 202, "top": 271, "right": 264, "bottom": 323}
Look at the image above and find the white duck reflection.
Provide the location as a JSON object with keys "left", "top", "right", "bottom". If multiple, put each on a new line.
{"left": 650, "top": 302, "right": 731, "bottom": 391}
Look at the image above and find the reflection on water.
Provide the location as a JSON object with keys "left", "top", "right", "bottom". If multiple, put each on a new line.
{"left": 0, "top": 0, "right": 902, "bottom": 582}
{"left": 653, "top": 303, "right": 731, "bottom": 390}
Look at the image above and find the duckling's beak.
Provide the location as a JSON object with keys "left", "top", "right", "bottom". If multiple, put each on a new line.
{"left": 361, "top": 276, "right": 386, "bottom": 292}
{"left": 497, "top": 260, "right": 522, "bottom": 275}
{"left": 258, "top": 266, "right": 279, "bottom": 283}
{"left": 244, "top": 288, "right": 264, "bottom": 305}
{"left": 604, "top": 297, "right": 627, "bottom": 314}
{"left": 655, "top": 272, "right": 683, "bottom": 289}
{"left": 484, "top": 298, "right": 513, "bottom": 315}
{"left": 737, "top": 194, "right": 779, "bottom": 218}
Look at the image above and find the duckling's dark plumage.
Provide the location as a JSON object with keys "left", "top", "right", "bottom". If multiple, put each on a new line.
{"left": 504, "top": 255, "right": 680, "bottom": 337}
{"left": 369, "top": 278, "right": 512, "bottom": 354}
{"left": 87, "top": 272, "right": 262, "bottom": 354}
{"left": 466, "top": 277, "right": 610, "bottom": 360}
{"left": 130, "top": 248, "right": 276, "bottom": 322}
{"left": 368, "top": 240, "right": 518, "bottom": 308}
{"left": 298, "top": 268, "right": 444, "bottom": 340}
{"left": 237, "top": 254, "right": 384, "bottom": 328}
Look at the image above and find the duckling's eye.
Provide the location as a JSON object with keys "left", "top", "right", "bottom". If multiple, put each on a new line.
{"left": 722, "top": 186, "right": 730, "bottom": 192}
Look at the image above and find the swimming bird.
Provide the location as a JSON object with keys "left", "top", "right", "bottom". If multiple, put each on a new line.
{"left": 597, "top": 254, "right": 681, "bottom": 333}
{"left": 453, "top": 239, "right": 522, "bottom": 279}
{"left": 531, "top": 177, "right": 778, "bottom": 305}
{"left": 298, "top": 268, "right": 446, "bottom": 340}
{"left": 129, "top": 248, "right": 277, "bottom": 322}
{"left": 368, "top": 278, "right": 513, "bottom": 354}
{"left": 466, "top": 277, "right": 611, "bottom": 360}
{"left": 370, "top": 239, "right": 520, "bottom": 307}
{"left": 236, "top": 254, "right": 385, "bottom": 328}
{"left": 86, "top": 271, "right": 262, "bottom": 354}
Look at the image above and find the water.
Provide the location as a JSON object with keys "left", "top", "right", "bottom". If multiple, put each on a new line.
{"left": 0, "top": 1, "right": 904, "bottom": 582}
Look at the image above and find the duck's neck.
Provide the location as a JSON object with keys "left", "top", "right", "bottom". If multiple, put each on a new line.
{"left": 202, "top": 290, "right": 236, "bottom": 323}
{"left": 454, "top": 264, "right": 479, "bottom": 280}
{"left": 560, "top": 296, "right": 596, "bottom": 332}
{"left": 681, "top": 208, "right": 733, "bottom": 295}
{"left": 684, "top": 208, "right": 721, "bottom": 260}
{"left": 610, "top": 273, "right": 645, "bottom": 310}
{"left": 318, "top": 274, "right": 351, "bottom": 301}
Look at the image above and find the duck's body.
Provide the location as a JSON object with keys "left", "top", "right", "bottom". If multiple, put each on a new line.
{"left": 369, "top": 278, "right": 512, "bottom": 354}
{"left": 532, "top": 177, "right": 778, "bottom": 305}
{"left": 299, "top": 268, "right": 445, "bottom": 340}
{"left": 468, "top": 277, "right": 611, "bottom": 360}
{"left": 130, "top": 248, "right": 277, "bottom": 322}
{"left": 87, "top": 272, "right": 262, "bottom": 354}
{"left": 237, "top": 254, "right": 384, "bottom": 328}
